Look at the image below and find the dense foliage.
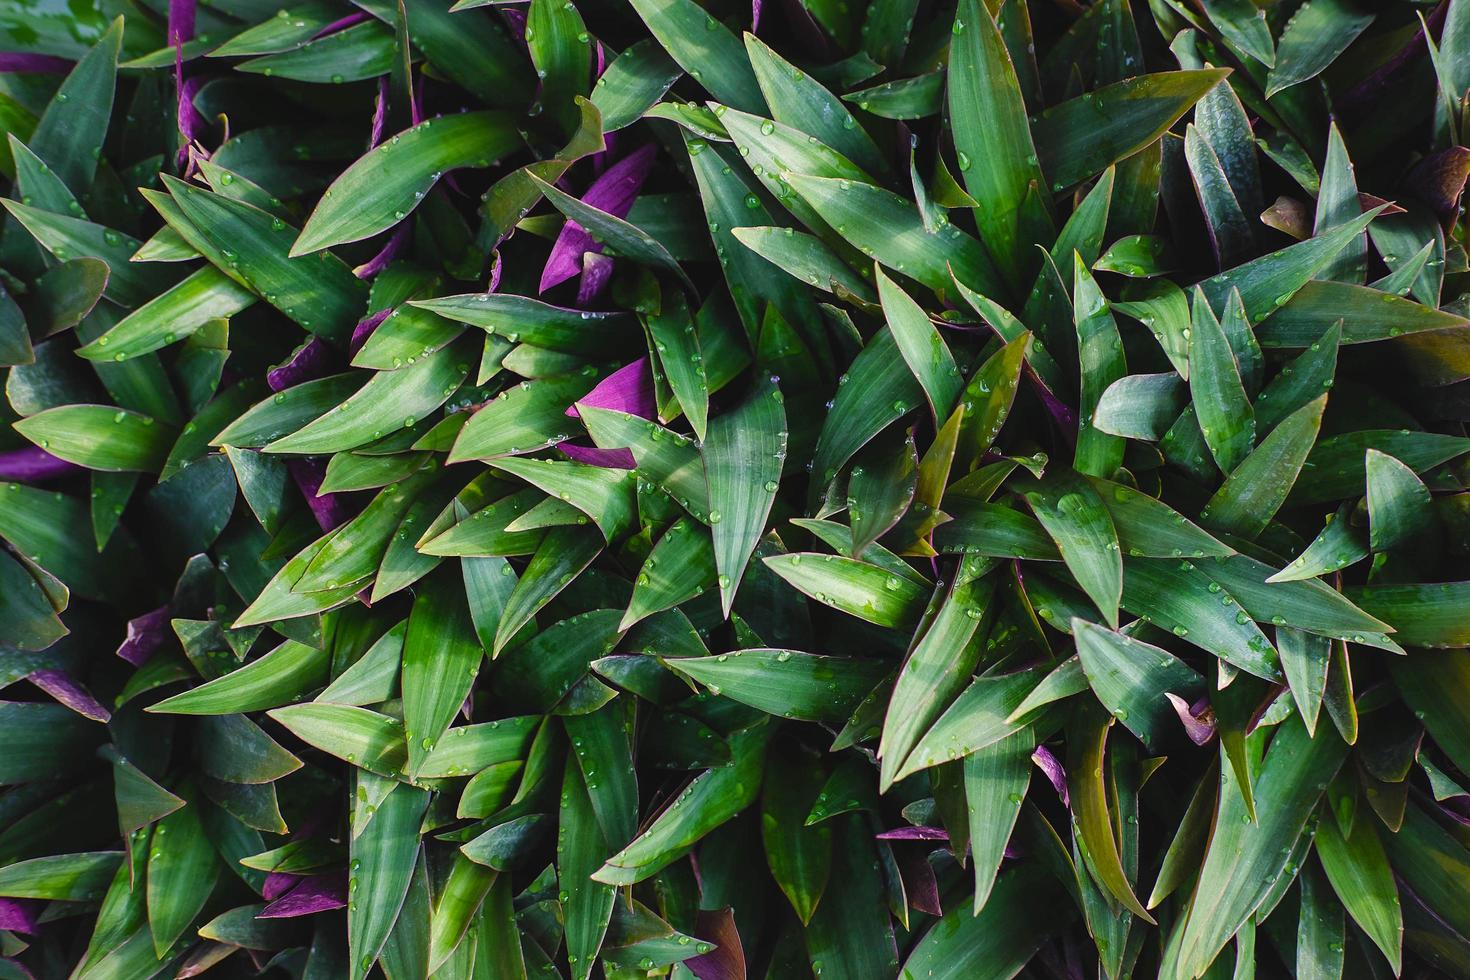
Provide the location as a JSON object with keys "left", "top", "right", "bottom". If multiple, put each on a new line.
{"left": 1, "top": 0, "right": 1470, "bottom": 975}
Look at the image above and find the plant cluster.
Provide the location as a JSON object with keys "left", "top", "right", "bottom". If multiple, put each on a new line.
{"left": 0, "top": 0, "right": 1469, "bottom": 976}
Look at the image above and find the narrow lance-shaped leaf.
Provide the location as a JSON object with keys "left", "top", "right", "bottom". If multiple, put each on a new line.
{"left": 294, "top": 112, "right": 521, "bottom": 254}
{"left": 1189, "top": 287, "right": 1255, "bottom": 473}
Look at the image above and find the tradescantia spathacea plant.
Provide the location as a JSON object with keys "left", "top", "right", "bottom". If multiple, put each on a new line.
{"left": 2, "top": 0, "right": 1470, "bottom": 973}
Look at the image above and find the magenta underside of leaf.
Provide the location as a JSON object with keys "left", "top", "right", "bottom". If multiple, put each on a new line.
{"left": 116, "top": 605, "right": 171, "bottom": 666}
{"left": 0, "top": 899, "right": 38, "bottom": 935}
{"left": 0, "top": 446, "right": 81, "bottom": 483}
{"left": 258, "top": 873, "right": 348, "bottom": 917}
{"left": 0, "top": 53, "right": 72, "bottom": 73}
{"left": 1031, "top": 745, "right": 1068, "bottom": 805}
{"left": 539, "top": 143, "right": 657, "bottom": 292}
{"left": 268, "top": 338, "right": 334, "bottom": 392}
{"left": 28, "top": 669, "right": 111, "bottom": 722}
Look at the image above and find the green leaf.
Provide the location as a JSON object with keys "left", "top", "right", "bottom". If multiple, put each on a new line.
{"left": 1068, "top": 704, "right": 1155, "bottom": 922}
{"left": 1120, "top": 557, "right": 1281, "bottom": 680}
{"left": 895, "top": 666, "right": 1040, "bottom": 781}
{"left": 1189, "top": 288, "right": 1255, "bottom": 473}
{"left": 413, "top": 294, "right": 633, "bottom": 353}
{"left": 265, "top": 341, "right": 473, "bottom": 454}
{"left": 1195, "top": 207, "right": 1382, "bottom": 324}
{"left": 649, "top": 292, "right": 709, "bottom": 439}
{"left": 238, "top": 21, "right": 397, "bottom": 82}
{"left": 876, "top": 267, "right": 963, "bottom": 420}
{"left": 146, "top": 798, "right": 219, "bottom": 956}
{"left": 592, "top": 38, "right": 682, "bottom": 131}
{"left": 1365, "top": 449, "right": 1434, "bottom": 551}
{"left": 214, "top": 374, "right": 364, "bottom": 448}
{"left": 1293, "top": 429, "right": 1470, "bottom": 505}
{"left": 703, "top": 377, "right": 786, "bottom": 613}
{"left": 761, "top": 751, "right": 833, "bottom": 924}
{"left": 359, "top": 0, "right": 531, "bottom": 107}
{"left": 594, "top": 723, "right": 770, "bottom": 884}
{"left": 558, "top": 759, "right": 615, "bottom": 980}
{"left": 488, "top": 456, "right": 636, "bottom": 542}
{"left": 1200, "top": 395, "right": 1325, "bottom": 538}
{"left": 1168, "top": 717, "right": 1346, "bottom": 979}
{"left": 809, "top": 326, "right": 924, "bottom": 503}
{"left": 745, "top": 34, "right": 885, "bottom": 176}
{"left": 624, "top": 0, "right": 765, "bottom": 112}
{"left": 493, "top": 524, "right": 603, "bottom": 653}
{"left": 77, "top": 268, "right": 255, "bottom": 362}
{"left": 1072, "top": 256, "right": 1127, "bottom": 478}
{"left": 900, "top": 864, "right": 1070, "bottom": 978}
{"left": 162, "top": 175, "right": 366, "bottom": 343}
{"left": 730, "top": 225, "right": 876, "bottom": 300}
{"left": 785, "top": 172, "right": 1004, "bottom": 298}
{"left": 2, "top": 200, "right": 176, "bottom": 308}
{"left": 148, "top": 640, "right": 330, "bottom": 715}
{"left": 28, "top": 18, "right": 120, "bottom": 197}
{"left": 1315, "top": 812, "right": 1402, "bottom": 973}
{"left": 492, "top": 609, "right": 624, "bottom": 710}
{"left": 401, "top": 569, "right": 482, "bottom": 777}
{"left": 1022, "top": 471, "right": 1122, "bottom": 626}
{"left": 12, "top": 404, "right": 172, "bottom": 472}
{"left": 963, "top": 726, "right": 1035, "bottom": 913}
{"left": 0, "top": 852, "right": 121, "bottom": 901}
{"left": 764, "top": 552, "right": 927, "bottom": 628}
{"left": 578, "top": 404, "right": 710, "bottom": 518}
{"left": 268, "top": 704, "right": 409, "bottom": 776}
{"left": 623, "top": 517, "right": 715, "bottom": 629}
{"left": 948, "top": 0, "right": 1047, "bottom": 285}
{"left": 350, "top": 782, "right": 430, "bottom": 980}
{"left": 529, "top": 173, "right": 694, "bottom": 292}
{"left": 562, "top": 700, "right": 638, "bottom": 847}
{"left": 448, "top": 371, "right": 596, "bottom": 462}
{"left": 295, "top": 113, "right": 519, "bottom": 254}
{"left": 670, "top": 649, "right": 887, "bottom": 723}
{"left": 1032, "top": 70, "right": 1228, "bottom": 190}
{"left": 1074, "top": 619, "right": 1204, "bottom": 750}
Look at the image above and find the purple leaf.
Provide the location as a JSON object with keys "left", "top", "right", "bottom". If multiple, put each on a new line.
{"left": 0, "top": 446, "right": 82, "bottom": 483}
{"left": 117, "top": 605, "right": 171, "bottom": 666}
{"left": 168, "top": 0, "right": 197, "bottom": 46}
{"left": 261, "top": 872, "right": 298, "bottom": 901}
{"left": 353, "top": 223, "right": 410, "bottom": 280}
{"left": 267, "top": 338, "right": 333, "bottom": 392}
{"left": 576, "top": 251, "right": 615, "bottom": 305}
{"left": 1031, "top": 745, "right": 1068, "bottom": 806}
{"left": 752, "top": 0, "right": 763, "bottom": 32}
{"left": 565, "top": 357, "right": 655, "bottom": 420}
{"left": 176, "top": 64, "right": 206, "bottom": 169}
{"left": 1165, "top": 692, "right": 1216, "bottom": 746}
{"left": 875, "top": 826, "right": 949, "bottom": 841}
{"left": 289, "top": 458, "right": 352, "bottom": 532}
{"left": 369, "top": 76, "right": 389, "bottom": 148}
{"left": 0, "top": 899, "right": 39, "bottom": 935}
{"left": 257, "top": 874, "right": 347, "bottom": 918}
{"left": 1027, "top": 363, "right": 1077, "bottom": 438}
{"left": 539, "top": 143, "right": 657, "bottom": 292}
{"left": 350, "top": 309, "right": 393, "bottom": 358}
{"left": 313, "top": 12, "right": 369, "bottom": 39}
{"left": 0, "top": 53, "right": 73, "bottom": 73}
{"left": 1406, "top": 146, "right": 1470, "bottom": 224}
{"left": 895, "top": 846, "right": 942, "bottom": 916}
{"left": 28, "top": 669, "right": 111, "bottom": 722}
{"left": 557, "top": 443, "right": 636, "bottom": 469}
{"left": 686, "top": 907, "right": 746, "bottom": 980}
{"left": 501, "top": 7, "right": 529, "bottom": 54}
